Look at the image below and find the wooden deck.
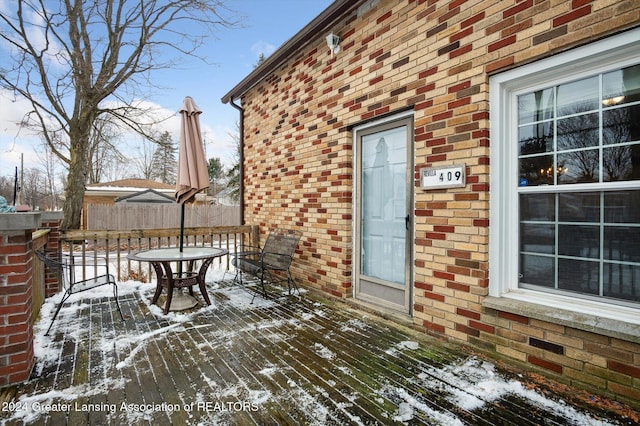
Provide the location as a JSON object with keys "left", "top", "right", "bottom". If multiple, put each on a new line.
{"left": 1, "top": 278, "right": 638, "bottom": 425}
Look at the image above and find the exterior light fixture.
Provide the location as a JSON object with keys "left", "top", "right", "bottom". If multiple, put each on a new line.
{"left": 326, "top": 33, "right": 341, "bottom": 56}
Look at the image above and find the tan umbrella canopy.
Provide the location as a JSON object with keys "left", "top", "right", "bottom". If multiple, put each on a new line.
{"left": 176, "top": 96, "right": 209, "bottom": 250}
{"left": 176, "top": 96, "right": 209, "bottom": 204}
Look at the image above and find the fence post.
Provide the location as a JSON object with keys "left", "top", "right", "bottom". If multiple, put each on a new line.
{"left": 250, "top": 225, "right": 260, "bottom": 248}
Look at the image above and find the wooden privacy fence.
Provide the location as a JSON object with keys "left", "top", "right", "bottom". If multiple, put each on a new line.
{"left": 87, "top": 204, "right": 240, "bottom": 230}
{"left": 60, "top": 225, "right": 259, "bottom": 283}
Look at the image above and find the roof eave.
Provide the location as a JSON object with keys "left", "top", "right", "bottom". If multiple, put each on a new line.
{"left": 221, "top": 0, "right": 363, "bottom": 104}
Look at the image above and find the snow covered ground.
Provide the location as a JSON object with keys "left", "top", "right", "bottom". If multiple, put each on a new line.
{"left": 1, "top": 266, "right": 634, "bottom": 425}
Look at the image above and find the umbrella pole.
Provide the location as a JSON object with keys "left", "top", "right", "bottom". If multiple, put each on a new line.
{"left": 179, "top": 202, "right": 185, "bottom": 252}
{"left": 179, "top": 202, "right": 185, "bottom": 275}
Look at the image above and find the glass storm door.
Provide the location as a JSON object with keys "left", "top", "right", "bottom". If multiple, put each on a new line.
{"left": 355, "top": 116, "right": 413, "bottom": 313}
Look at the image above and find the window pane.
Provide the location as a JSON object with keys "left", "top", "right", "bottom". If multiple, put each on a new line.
{"left": 519, "top": 122, "right": 553, "bottom": 155}
{"left": 603, "top": 104, "right": 640, "bottom": 145}
{"left": 557, "top": 113, "right": 599, "bottom": 150}
{"left": 603, "top": 263, "right": 640, "bottom": 302}
{"left": 604, "top": 226, "right": 640, "bottom": 262}
{"left": 520, "top": 193, "right": 555, "bottom": 221}
{"left": 518, "top": 88, "right": 554, "bottom": 124}
{"left": 521, "top": 223, "right": 555, "bottom": 254}
{"left": 603, "top": 64, "right": 640, "bottom": 105}
{"left": 557, "top": 76, "right": 599, "bottom": 116}
{"left": 604, "top": 191, "right": 640, "bottom": 222}
{"left": 558, "top": 225, "right": 599, "bottom": 258}
{"left": 558, "top": 193, "right": 599, "bottom": 222}
{"left": 520, "top": 254, "right": 554, "bottom": 287}
{"left": 557, "top": 150, "right": 599, "bottom": 184}
{"left": 603, "top": 145, "right": 638, "bottom": 182}
{"left": 519, "top": 155, "right": 554, "bottom": 186}
{"left": 558, "top": 258, "right": 599, "bottom": 295}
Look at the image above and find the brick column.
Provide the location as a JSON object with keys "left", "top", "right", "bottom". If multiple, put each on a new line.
{"left": 38, "top": 212, "right": 63, "bottom": 297}
{"left": 0, "top": 213, "right": 41, "bottom": 387}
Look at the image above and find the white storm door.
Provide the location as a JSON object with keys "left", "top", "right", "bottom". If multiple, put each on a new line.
{"left": 355, "top": 116, "right": 413, "bottom": 314}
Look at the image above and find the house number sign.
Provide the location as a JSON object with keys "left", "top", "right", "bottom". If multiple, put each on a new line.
{"left": 420, "top": 164, "right": 466, "bottom": 190}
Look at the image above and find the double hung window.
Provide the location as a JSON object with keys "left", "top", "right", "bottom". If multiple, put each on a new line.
{"left": 490, "top": 29, "right": 640, "bottom": 315}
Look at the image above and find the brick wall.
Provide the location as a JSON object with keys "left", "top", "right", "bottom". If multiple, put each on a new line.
{"left": 0, "top": 220, "right": 37, "bottom": 387}
{"left": 238, "top": 0, "right": 640, "bottom": 407}
{"left": 0, "top": 212, "right": 63, "bottom": 388}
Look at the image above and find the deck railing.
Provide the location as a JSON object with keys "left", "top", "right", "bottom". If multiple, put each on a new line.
{"left": 31, "top": 229, "right": 50, "bottom": 321}
{"left": 59, "top": 225, "right": 259, "bottom": 282}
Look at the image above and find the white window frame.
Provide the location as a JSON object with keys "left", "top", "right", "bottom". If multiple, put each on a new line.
{"left": 489, "top": 28, "right": 640, "bottom": 326}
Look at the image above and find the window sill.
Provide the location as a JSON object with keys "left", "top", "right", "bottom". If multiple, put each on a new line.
{"left": 483, "top": 293, "right": 640, "bottom": 344}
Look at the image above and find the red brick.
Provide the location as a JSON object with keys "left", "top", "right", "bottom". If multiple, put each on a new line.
{"left": 447, "top": 281, "right": 470, "bottom": 292}
{"left": 434, "top": 271, "right": 455, "bottom": 281}
{"left": 424, "top": 320, "right": 445, "bottom": 334}
{"left": 486, "top": 56, "right": 514, "bottom": 73}
{"left": 498, "top": 311, "right": 529, "bottom": 324}
{"left": 450, "top": 44, "right": 472, "bottom": 58}
{"left": 451, "top": 26, "right": 473, "bottom": 43}
{"left": 448, "top": 249, "right": 471, "bottom": 259}
{"left": 503, "top": 0, "right": 533, "bottom": 18}
{"left": 456, "top": 322, "right": 480, "bottom": 337}
{"left": 470, "top": 320, "right": 495, "bottom": 334}
{"left": 425, "top": 291, "right": 445, "bottom": 302}
{"left": 528, "top": 355, "right": 563, "bottom": 374}
{"left": 415, "top": 281, "right": 433, "bottom": 291}
{"left": 608, "top": 360, "right": 640, "bottom": 379}
{"left": 488, "top": 35, "right": 516, "bottom": 53}
{"left": 553, "top": 5, "right": 591, "bottom": 27}
{"left": 461, "top": 11, "right": 485, "bottom": 29}
{"left": 418, "top": 67, "right": 437, "bottom": 79}
{"left": 376, "top": 10, "right": 392, "bottom": 24}
{"left": 457, "top": 307, "right": 481, "bottom": 320}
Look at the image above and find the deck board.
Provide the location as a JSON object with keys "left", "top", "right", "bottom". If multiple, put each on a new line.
{"left": 1, "top": 279, "right": 637, "bottom": 425}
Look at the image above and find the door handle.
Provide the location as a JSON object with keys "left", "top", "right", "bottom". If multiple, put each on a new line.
{"left": 405, "top": 215, "right": 410, "bottom": 230}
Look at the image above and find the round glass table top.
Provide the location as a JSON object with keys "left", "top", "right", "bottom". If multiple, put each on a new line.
{"left": 127, "top": 247, "right": 228, "bottom": 262}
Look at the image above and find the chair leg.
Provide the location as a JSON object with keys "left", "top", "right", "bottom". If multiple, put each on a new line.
{"left": 45, "top": 292, "right": 71, "bottom": 336}
{"left": 287, "top": 270, "right": 300, "bottom": 296}
{"left": 250, "top": 271, "right": 269, "bottom": 304}
{"left": 113, "top": 283, "right": 124, "bottom": 321}
{"left": 232, "top": 269, "right": 241, "bottom": 286}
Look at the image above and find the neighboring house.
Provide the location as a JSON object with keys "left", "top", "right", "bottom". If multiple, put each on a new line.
{"left": 222, "top": 0, "right": 640, "bottom": 407}
{"left": 115, "top": 189, "right": 176, "bottom": 204}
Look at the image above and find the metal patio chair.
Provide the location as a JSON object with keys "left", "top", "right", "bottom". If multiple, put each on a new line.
{"left": 232, "top": 228, "right": 301, "bottom": 302}
{"left": 35, "top": 250, "right": 124, "bottom": 335}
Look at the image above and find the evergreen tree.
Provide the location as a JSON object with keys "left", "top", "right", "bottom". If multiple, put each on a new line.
{"left": 150, "top": 132, "right": 177, "bottom": 184}
{"left": 207, "top": 157, "right": 223, "bottom": 194}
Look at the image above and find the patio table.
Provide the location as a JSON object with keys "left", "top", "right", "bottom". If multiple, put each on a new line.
{"left": 128, "top": 247, "right": 228, "bottom": 314}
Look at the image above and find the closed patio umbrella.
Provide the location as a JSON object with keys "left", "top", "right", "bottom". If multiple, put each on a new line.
{"left": 169, "top": 96, "right": 209, "bottom": 312}
{"left": 176, "top": 96, "right": 210, "bottom": 251}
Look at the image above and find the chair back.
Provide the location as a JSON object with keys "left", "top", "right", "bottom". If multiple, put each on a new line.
{"left": 262, "top": 229, "right": 301, "bottom": 270}
{"left": 35, "top": 250, "right": 71, "bottom": 290}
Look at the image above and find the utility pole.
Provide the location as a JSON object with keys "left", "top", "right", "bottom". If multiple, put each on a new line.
{"left": 20, "top": 153, "right": 24, "bottom": 205}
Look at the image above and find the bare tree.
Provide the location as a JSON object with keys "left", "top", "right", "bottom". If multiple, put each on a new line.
{"left": 36, "top": 142, "right": 62, "bottom": 210}
{"left": 133, "top": 136, "right": 157, "bottom": 180}
{"left": 225, "top": 122, "right": 241, "bottom": 202}
{"left": 87, "top": 116, "right": 128, "bottom": 184}
{"left": 0, "top": 1, "right": 236, "bottom": 229}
